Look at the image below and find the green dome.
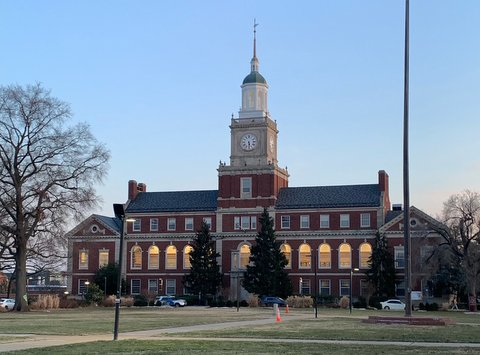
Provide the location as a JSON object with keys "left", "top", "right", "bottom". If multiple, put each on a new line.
{"left": 242, "top": 71, "right": 267, "bottom": 85}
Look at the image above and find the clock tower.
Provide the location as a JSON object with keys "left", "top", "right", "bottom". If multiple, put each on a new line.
{"left": 218, "top": 24, "right": 289, "bottom": 210}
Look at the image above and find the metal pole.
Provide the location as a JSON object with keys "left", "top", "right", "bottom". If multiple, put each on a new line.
{"left": 403, "top": 0, "right": 412, "bottom": 317}
{"left": 104, "top": 276, "right": 107, "bottom": 298}
{"left": 349, "top": 270, "right": 353, "bottom": 314}
{"left": 113, "top": 215, "right": 124, "bottom": 340}
{"left": 314, "top": 251, "right": 318, "bottom": 318}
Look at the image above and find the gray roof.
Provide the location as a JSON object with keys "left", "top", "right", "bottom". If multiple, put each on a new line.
{"left": 93, "top": 214, "right": 121, "bottom": 232}
{"left": 275, "top": 184, "right": 381, "bottom": 209}
{"left": 126, "top": 190, "right": 218, "bottom": 213}
{"left": 385, "top": 210, "right": 403, "bottom": 223}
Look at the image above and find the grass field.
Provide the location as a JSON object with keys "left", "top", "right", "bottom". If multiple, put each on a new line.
{"left": 1, "top": 307, "right": 480, "bottom": 354}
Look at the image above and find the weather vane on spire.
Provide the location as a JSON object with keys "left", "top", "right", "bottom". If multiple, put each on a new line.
{"left": 253, "top": 19, "right": 259, "bottom": 58}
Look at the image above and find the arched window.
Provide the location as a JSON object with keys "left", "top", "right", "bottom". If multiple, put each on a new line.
{"left": 319, "top": 243, "right": 331, "bottom": 268}
{"left": 166, "top": 245, "right": 177, "bottom": 269}
{"left": 280, "top": 243, "right": 292, "bottom": 269}
{"left": 239, "top": 244, "right": 251, "bottom": 269}
{"left": 339, "top": 243, "right": 351, "bottom": 269}
{"left": 359, "top": 243, "right": 372, "bottom": 268}
{"left": 299, "top": 244, "right": 311, "bottom": 269}
{"left": 131, "top": 245, "right": 142, "bottom": 269}
{"left": 148, "top": 245, "right": 159, "bottom": 269}
{"left": 184, "top": 245, "right": 193, "bottom": 269}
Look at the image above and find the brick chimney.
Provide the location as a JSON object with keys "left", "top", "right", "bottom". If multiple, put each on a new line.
{"left": 378, "top": 170, "right": 391, "bottom": 211}
{"left": 128, "top": 180, "right": 147, "bottom": 201}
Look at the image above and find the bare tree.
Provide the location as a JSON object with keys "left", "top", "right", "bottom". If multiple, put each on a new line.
{"left": 0, "top": 83, "right": 109, "bottom": 311}
{"left": 433, "top": 190, "right": 480, "bottom": 306}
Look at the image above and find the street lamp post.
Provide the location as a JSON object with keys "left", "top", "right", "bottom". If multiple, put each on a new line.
{"left": 312, "top": 252, "right": 318, "bottom": 318}
{"left": 349, "top": 268, "right": 359, "bottom": 314}
{"left": 113, "top": 203, "right": 134, "bottom": 341}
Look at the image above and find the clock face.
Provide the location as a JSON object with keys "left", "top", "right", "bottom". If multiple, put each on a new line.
{"left": 240, "top": 133, "right": 257, "bottom": 151}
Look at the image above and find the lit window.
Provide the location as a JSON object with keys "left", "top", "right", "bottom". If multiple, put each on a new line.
{"left": 320, "top": 214, "right": 330, "bottom": 228}
{"left": 133, "top": 219, "right": 141, "bottom": 232}
{"left": 360, "top": 213, "right": 371, "bottom": 228}
{"left": 240, "top": 177, "right": 252, "bottom": 198}
{"left": 339, "top": 243, "right": 351, "bottom": 268}
{"left": 185, "top": 217, "right": 194, "bottom": 231}
{"left": 299, "top": 244, "right": 311, "bottom": 269}
{"left": 239, "top": 244, "right": 251, "bottom": 269}
{"left": 167, "top": 218, "right": 176, "bottom": 231}
{"left": 131, "top": 279, "right": 141, "bottom": 295}
{"left": 166, "top": 245, "right": 177, "bottom": 269}
{"left": 79, "top": 250, "right": 88, "bottom": 270}
{"left": 340, "top": 214, "right": 350, "bottom": 228}
{"left": 131, "top": 246, "right": 142, "bottom": 269}
{"left": 203, "top": 217, "right": 212, "bottom": 229}
{"left": 281, "top": 215, "right": 290, "bottom": 229}
{"left": 320, "top": 279, "right": 331, "bottom": 295}
{"left": 150, "top": 218, "right": 159, "bottom": 231}
{"left": 184, "top": 245, "right": 193, "bottom": 269}
{"left": 148, "top": 245, "right": 160, "bottom": 269}
{"left": 319, "top": 243, "right": 331, "bottom": 268}
{"left": 98, "top": 250, "right": 109, "bottom": 267}
{"left": 280, "top": 243, "right": 292, "bottom": 269}
{"left": 300, "top": 215, "right": 310, "bottom": 229}
{"left": 166, "top": 279, "right": 176, "bottom": 295}
{"left": 359, "top": 243, "right": 372, "bottom": 268}
{"left": 148, "top": 279, "right": 158, "bottom": 294}
{"left": 395, "top": 246, "right": 405, "bottom": 268}
{"left": 340, "top": 279, "right": 350, "bottom": 296}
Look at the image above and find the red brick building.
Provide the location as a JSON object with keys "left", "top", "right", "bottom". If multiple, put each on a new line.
{"left": 67, "top": 33, "right": 440, "bottom": 301}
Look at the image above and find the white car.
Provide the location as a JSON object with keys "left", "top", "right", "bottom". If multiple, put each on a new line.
{"left": 380, "top": 299, "right": 406, "bottom": 310}
{"left": 0, "top": 298, "right": 15, "bottom": 311}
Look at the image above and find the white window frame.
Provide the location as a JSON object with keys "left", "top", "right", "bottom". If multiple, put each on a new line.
{"left": 131, "top": 279, "right": 141, "bottom": 295}
{"left": 203, "top": 217, "right": 212, "bottom": 229}
{"left": 79, "top": 250, "right": 88, "bottom": 270}
{"left": 240, "top": 177, "right": 252, "bottom": 198}
{"left": 394, "top": 246, "right": 405, "bottom": 269}
{"left": 133, "top": 219, "right": 141, "bottom": 232}
{"left": 241, "top": 216, "right": 250, "bottom": 230}
{"left": 167, "top": 218, "right": 176, "bottom": 231}
{"left": 148, "top": 246, "right": 160, "bottom": 270}
{"left": 319, "top": 279, "right": 331, "bottom": 295}
{"left": 150, "top": 218, "right": 159, "bottom": 231}
{"left": 183, "top": 245, "right": 193, "bottom": 269}
{"left": 320, "top": 214, "right": 330, "bottom": 228}
{"left": 338, "top": 243, "right": 352, "bottom": 269}
{"left": 340, "top": 279, "right": 350, "bottom": 296}
{"left": 98, "top": 249, "right": 109, "bottom": 268}
{"left": 250, "top": 216, "right": 257, "bottom": 229}
{"left": 78, "top": 279, "right": 88, "bottom": 295}
{"left": 234, "top": 216, "right": 241, "bottom": 230}
{"left": 281, "top": 215, "right": 291, "bottom": 229}
{"left": 360, "top": 213, "right": 371, "bottom": 228}
{"left": 131, "top": 246, "right": 142, "bottom": 270}
{"left": 166, "top": 279, "right": 176, "bottom": 295}
{"left": 300, "top": 278, "right": 311, "bottom": 295}
{"left": 340, "top": 214, "right": 350, "bottom": 228}
{"left": 300, "top": 215, "right": 310, "bottom": 229}
{"left": 148, "top": 279, "right": 158, "bottom": 294}
{"left": 359, "top": 243, "right": 372, "bottom": 269}
{"left": 185, "top": 217, "right": 194, "bottom": 231}
{"left": 166, "top": 245, "right": 177, "bottom": 269}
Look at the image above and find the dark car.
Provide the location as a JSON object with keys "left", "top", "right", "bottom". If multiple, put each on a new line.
{"left": 260, "top": 296, "right": 287, "bottom": 307}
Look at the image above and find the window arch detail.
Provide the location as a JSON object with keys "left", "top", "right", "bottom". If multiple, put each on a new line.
{"left": 299, "top": 244, "right": 311, "bottom": 269}
{"left": 184, "top": 245, "right": 193, "bottom": 269}
{"left": 280, "top": 243, "right": 292, "bottom": 269}
{"left": 148, "top": 245, "right": 159, "bottom": 269}
{"left": 339, "top": 243, "right": 351, "bottom": 269}
{"left": 131, "top": 245, "right": 142, "bottom": 269}
{"left": 319, "top": 243, "right": 331, "bottom": 268}
{"left": 359, "top": 242, "right": 372, "bottom": 268}
{"left": 166, "top": 245, "right": 177, "bottom": 269}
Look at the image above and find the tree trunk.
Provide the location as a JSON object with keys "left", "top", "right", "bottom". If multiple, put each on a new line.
{"left": 14, "top": 239, "right": 29, "bottom": 311}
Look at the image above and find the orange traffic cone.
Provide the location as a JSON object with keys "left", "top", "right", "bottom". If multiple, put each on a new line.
{"left": 285, "top": 304, "right": 289, "bottom": 313}
{"left": 276, "top": 307, "right": 282, "bottom": 322}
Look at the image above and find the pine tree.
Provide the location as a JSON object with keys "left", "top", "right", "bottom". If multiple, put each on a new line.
{"left": 243, "top": 208, "right": 293, "bottom": 298}
{"left": 183, "top": 222, "right": 223, "bottom": 303}
{"left": 366, "top": 232, "right": 396, "bottom": 297}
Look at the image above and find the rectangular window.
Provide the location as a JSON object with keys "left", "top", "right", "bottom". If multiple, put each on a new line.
{"left": 300, "top": 215, "right": 310, "bottom": 229}
{"left": 250, "top": 216, "right": 257, "bottom": 230}
{"left": 98, "top": 250, "right": 109, "bottom": 268}
{"left": 185, "top": 217, "right": 194, "bottom": 231}
{"left": 300, "top": 279, "right": 311, "bottom": 295}
{"left": 234, "top": 216, "right": 241, "bottom": 230}
{"left": 148, "top": 279, "right": 158, "bottom": 294}
{"left": 133, "top": 219, "right": 141, "bottom": 232}
{"left": 131, "top": 279, "right": 141, "bottom": 295}
{"left": 360, "top": 213, "right": 371, "bottom": 228}
{"left": 78, "top": 279, "right": 88, "bottom": 295}
{"left": 340, "top": 214, "right": 350, "bottom": 228}
{"left": 150, "top": 218, "right": 159, "bottom": 231}
{"left": 167, "top": 218, "right": 176, "bottom": 231}
{"left": 360, "top": 280, "right": 369, "bottom": 297}
{"left": 240, "top": 177, "right": 252, "bottom": 198}
{"left": 166, "top": 279, "right": 176, "bottom": 295}
{"left": 281, "top": 215, "right": 290, "bottom": 229}
{"left": 241, "top": 216, "right": 250, "bottom": 230}
{"left": 340, "top": 279, "right": 350, "bottom": 296}
{"left": 203, "top": 217, "right": 212, "bottom": 229}
{"left": 320, "top": 214, "right": 330, "bottom": 228}
{"left": 320, "top": 279, "right": 331, "bottom": 295}
{"left": 395, "top": 246, "right": 405, "bottom": 268}
{"left": 396, "top": 280, "right": 406, "bottom": 297}
{"left": 79, "top": 250, "right": 88, "bottom": 270}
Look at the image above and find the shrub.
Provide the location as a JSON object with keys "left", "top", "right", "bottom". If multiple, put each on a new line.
{"left": 286, "top": 295, "right": 313, "bottom": 308}
{"left": 338, "top": 296, "right": 350, "bottom": 309}
{"left": 133, "top": 294, "right": 148, "bottom": 307}
{"left": 247, "top": 294, "right": 259, "bottom": 307}
{"left": 225, "top": 300, "right": 233, "bottom": 307}
{"left": 30, "top": 295, "right": 60, "bottom": 310}
{"left": 59, "top": 298, "right": 79, "bottom": 309}
{"left": 85, "top": 283, "right": 104, "bottom": 305}
{"left": 102, "top": 295, "right": 116, "bottom": 307}
{"left": 122, "top": 296, "right": 134, "bottom": 307}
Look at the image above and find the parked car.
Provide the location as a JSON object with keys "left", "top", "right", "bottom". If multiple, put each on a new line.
{"left": 155, "top": 295, "right": 187, "bottom": 307}
{"left": 0, "top": 298, "right": 15, "bottom": 311}
{"left": 380, "top": 299, "right": 406, "bottom": 310}
{"left": 260, "top": 296, "right": 287, "bottom": 307}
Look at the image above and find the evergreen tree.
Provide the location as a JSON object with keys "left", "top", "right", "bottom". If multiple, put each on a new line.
{"left": 366, "top": 232, "right": 396, "bottom": 297}
{"left": 183, "top": 222, "right": 223, "bottom": 303}
{"left": 243, "top": 208, "right": 292, "bottom": 298}
{"left": 94, "top": 263, "right": 122, "bottom": 296}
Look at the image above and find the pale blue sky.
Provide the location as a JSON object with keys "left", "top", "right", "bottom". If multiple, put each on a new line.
{"left": 1, "top": 0, "right": 479, "bottom": 219}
